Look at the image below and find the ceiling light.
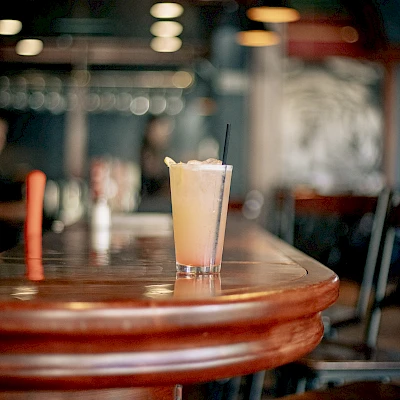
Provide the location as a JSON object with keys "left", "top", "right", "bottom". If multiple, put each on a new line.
{"left": 150, "top": 37, "right": 182, "bottom": 52}
{"left": 247, "top": 6, "right": 300, "bottom": 23}
{"left": 236, "top": 7, "right": 281, "bottom": 47}
{"left": 150, "top": 3, "right": 184, "bottom": 19}
{"left": 340, "top": 26, "right": 359, "bottom": 43}
{"left": 150, "top": 21, "right": 183, "bottom": 37}
{"left": 172, "top": 71, "right": 193, "bottom": 88}
{"left": 149, "top": 95, "right": 167, "bottom": 114}
{"left": 15, "top": 39, "right": 44, "bottom": 56}
{"left": 166, "top": 96, "right": 184, "bottom": 115}
{"left": 0, "top": 19, "right": 22, "bottom": 35}
{"left": 130, "top": 96, "right": 150, "bottom": 115}
{"left": 236, "top": 30, "right": 280, "bottom": 47}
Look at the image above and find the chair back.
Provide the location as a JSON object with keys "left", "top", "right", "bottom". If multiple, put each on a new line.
{"left": 273, "top": 187, "right": 391, "bottom": 325}
{"left": 356, "top": 187, "right": 392, "bottom": 320}
{"left": 365, "top": 189, "right": 400, "bottom": 348}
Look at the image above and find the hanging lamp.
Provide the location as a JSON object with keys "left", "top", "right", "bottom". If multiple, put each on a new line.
{"left": 236, "top": 6, "right": 280, "bottom": 47}
{"left": 247, "top": 1, "right": 300, "bottom": 23}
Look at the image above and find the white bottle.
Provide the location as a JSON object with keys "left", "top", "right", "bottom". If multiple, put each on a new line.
{"left": 91, "top": 197, "right": 111, "bottom": 230}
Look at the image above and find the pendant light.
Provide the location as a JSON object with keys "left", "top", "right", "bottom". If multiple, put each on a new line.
{"left": 236, "top": 21, "right": 280, "bottom": 47}
{"left": 236, "top": 6, "right": 280, "bottom": 47}
{"left": 247, "top": 1, "right": 300, "bottom": 24}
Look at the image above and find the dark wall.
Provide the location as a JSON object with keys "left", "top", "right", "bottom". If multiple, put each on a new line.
{"left": 1, "top": 110, "right": 65, "bottom": 180}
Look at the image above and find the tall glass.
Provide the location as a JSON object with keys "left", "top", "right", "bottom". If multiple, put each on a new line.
{"left": 169, "top": 163, "right": 232, "bottom": 274}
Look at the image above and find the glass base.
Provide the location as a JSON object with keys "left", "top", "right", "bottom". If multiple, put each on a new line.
{"left": 176, "top": 262, "right": 221, "bottom": 274}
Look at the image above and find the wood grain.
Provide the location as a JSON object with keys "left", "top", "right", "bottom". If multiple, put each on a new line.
{"left": 0, "top": 214, "right": 339, "bottom": 390}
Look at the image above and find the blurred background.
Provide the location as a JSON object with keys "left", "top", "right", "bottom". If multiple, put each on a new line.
{"left": 1, "top": 0, "right": 400, "bottom": 275}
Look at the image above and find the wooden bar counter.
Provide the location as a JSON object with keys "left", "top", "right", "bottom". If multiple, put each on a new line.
{"left": 0, "top": 213, "right": 339, "bottom": 393}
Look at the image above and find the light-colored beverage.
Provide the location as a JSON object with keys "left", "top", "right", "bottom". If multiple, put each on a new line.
{"left": 169, "top": 161, "right": 232, "bottom": 274}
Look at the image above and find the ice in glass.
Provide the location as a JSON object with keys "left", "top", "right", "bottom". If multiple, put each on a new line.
{"left": 166, "top": 158, "right": 232, "bottom": 274}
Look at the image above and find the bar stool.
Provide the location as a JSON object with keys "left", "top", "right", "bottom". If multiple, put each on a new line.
{"left": 274, "top": 190, "right": 400, "bottom": 396}
{"left": 322, "top": 187, "right": 392, "bottom": 338}
{"left": 240, "top": 188, "right": 390, "bottom": 399}
{"left": 271, "top": 187, "right": 389, "bottom": 338}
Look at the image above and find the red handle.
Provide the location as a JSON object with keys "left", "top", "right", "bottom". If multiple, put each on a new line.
{"left": 24, "top": 170, "right": 46, "bottom": 280}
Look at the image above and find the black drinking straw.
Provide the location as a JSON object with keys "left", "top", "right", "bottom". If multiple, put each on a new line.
{"left": 222, "top": 123, "right": 231, "bottom": 165}
{"left": 211, "top": 123, "right": 231, "bottom": 269}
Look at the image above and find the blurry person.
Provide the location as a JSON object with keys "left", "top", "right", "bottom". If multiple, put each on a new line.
{"left": 0, "top": 111, "right": 26, "bottom": 251}
{"left": 139, "top": 115, "right": 173, "bottom": 212}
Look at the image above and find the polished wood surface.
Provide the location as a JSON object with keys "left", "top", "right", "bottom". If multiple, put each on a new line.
{"left": 0, "top": 213, "right": 339, "bottom": 390}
